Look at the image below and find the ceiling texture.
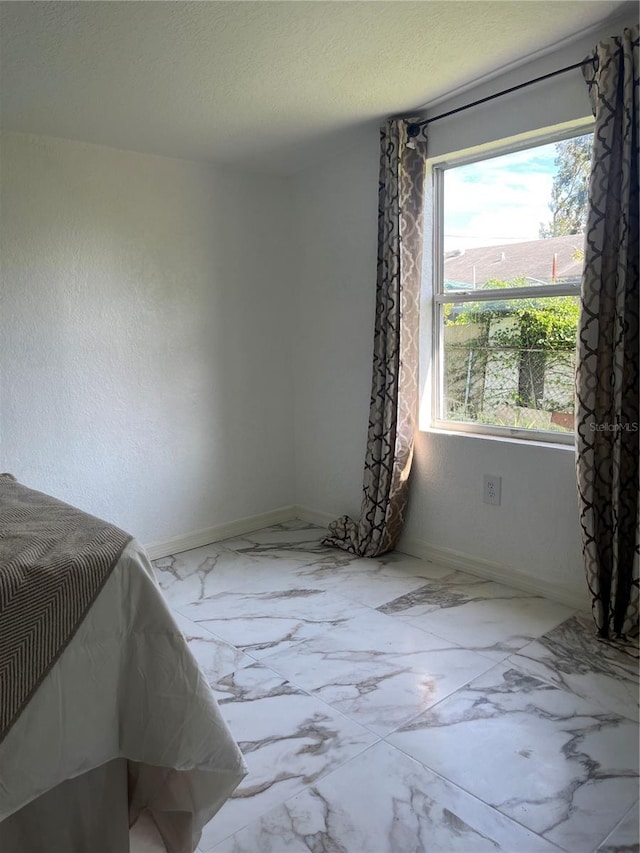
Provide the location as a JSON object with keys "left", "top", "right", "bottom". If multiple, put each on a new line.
{"left": 0, "top": 1, "right": 633, "bottom": 174}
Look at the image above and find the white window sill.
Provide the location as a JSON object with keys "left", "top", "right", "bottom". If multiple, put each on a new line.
{"left": 420, "top": 423, "right": 575, "bottom": 451}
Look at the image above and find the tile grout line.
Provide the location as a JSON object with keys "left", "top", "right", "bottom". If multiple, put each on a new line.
{"left": 379, "top": 737, "right": 571, "bottom": 852}
{"left": 589, "top": 798, "right": 640, "bottom": 853}
{"left": 203, "top": 739, "right": 386, "bottom": 853}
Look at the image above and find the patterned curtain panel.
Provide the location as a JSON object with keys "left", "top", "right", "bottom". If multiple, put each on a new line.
{"left": 324, "top": 119, "right": 428, "bottom": 558}
{"left": 576, "top": 25, "right": 639, "bottom": 640}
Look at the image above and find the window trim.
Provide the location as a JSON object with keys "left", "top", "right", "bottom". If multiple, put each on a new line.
{"left": 427, "top": 120, "right": 595, "bottom": 446}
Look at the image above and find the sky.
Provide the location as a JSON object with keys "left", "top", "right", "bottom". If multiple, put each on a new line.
{"left": 443, "top": 141, "right": 558, "bottom": 253}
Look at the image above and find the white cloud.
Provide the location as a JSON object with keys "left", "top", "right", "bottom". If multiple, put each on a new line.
{"left": 443, "top": 145, "right": 555, "bottom": 252}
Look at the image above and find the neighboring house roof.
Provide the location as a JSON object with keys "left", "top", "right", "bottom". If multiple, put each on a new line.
{"left": 444, "top": 233, "right": 584, "bottom": 288}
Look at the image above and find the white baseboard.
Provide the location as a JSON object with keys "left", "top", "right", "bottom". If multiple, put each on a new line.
{"left": 295, "top": 503, "right": 588, "bottom": 613}
{"left": 398, "top": 534, "right": 589, "bottom": 612}
{"left": 144, "top": 501, "right": 589, "bottom": 613}
{"left": 293, "top": 504, "right": 336, "bottom": 529}
{"left": 143, "top": 505, "right": 297, "bottom": 560}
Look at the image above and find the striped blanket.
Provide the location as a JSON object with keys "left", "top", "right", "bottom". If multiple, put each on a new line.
{"left": 0, "top": 475, "right": 131, "bottom": 743}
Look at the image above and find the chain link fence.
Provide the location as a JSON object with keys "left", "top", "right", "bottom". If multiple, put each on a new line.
{"left": 443, "top": 323, "right": 575, "bottom": 432}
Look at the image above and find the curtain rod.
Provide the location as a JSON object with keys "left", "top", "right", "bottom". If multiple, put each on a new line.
{"left": 407, "top": 56, "right": 594, "bottom": 136}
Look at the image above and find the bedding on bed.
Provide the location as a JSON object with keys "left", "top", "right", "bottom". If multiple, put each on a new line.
{"left": 0, "top": 473, "right": 132, "bottom": 743}
{"left": 0, "top": 478, "right": 246, "bottom": 853}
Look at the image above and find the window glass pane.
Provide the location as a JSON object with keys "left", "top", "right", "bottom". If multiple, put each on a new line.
{"left": 443, "top": 134, "right": 592, "bottom": 293}
{"left": 441, "top": 295, "right": 579, "bottom": 433}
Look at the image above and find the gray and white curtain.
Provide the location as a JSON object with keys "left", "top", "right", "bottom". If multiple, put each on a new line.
{"left": 576, "top": 25, "right": 639, "bottom": 640}
{"left": 324, "top": 119, "right": 428, "bottom": 557}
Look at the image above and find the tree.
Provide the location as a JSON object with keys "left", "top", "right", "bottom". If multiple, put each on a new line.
{"left": 539, "top": 135, "right": 591, "bottom": 239}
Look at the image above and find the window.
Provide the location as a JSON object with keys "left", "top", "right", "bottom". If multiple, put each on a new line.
{"left": 429, "top": 127, "right": 593, "bottom": 444}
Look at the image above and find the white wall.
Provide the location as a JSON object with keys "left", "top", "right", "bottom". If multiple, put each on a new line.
{"left": 0, "top": 133, "right": 295, "bottom": 545}
{"left": 1, "top": 12, "right": 633, "bottom": 576}
{"left": 291, "top": 14, "right": 636, "bottom": 603}
{"left": 292, "top": 128, "right": 379, "bottom": 517}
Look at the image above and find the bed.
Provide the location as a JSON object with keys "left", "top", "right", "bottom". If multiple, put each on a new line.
{"left": 0, "top": 475, "right": 246, "bottom": 853}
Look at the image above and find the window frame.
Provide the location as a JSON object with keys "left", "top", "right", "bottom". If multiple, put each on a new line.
{"left": 428, "top": 121, "right": 595, "bottom": 446}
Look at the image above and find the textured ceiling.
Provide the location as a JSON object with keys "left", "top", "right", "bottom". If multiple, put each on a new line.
{"left": 0, "top": 1, "right": 633, "bottom": 174}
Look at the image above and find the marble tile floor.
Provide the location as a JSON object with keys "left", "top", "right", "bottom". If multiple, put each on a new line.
{"left": 152, "top": 521, "right": 639, "bottom": 853}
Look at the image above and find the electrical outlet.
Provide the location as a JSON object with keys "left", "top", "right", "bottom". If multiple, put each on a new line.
{"left": 483, "top": 474, "right": 502, "bottom": 506}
